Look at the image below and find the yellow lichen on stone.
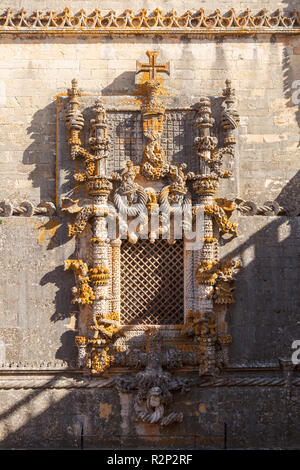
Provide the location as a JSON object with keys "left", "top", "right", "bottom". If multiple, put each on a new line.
{"left": 99, "top": 402, "right": 113, "bottom": 422}
{"left": 33, "top": 218, "right": 61, "bottom": 246}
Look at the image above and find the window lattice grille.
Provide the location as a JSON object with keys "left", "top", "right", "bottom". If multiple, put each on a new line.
{"left": 120, "top": 239, "right": 184, "bottom": 325}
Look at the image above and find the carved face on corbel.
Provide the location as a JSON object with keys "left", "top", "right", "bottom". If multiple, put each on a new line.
{"left": 147, "top": 386, "right": 163, "bottom": 409}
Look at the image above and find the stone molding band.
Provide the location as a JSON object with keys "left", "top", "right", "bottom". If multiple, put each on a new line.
{"left": 0, "top": 199, "right": 297, "bottom": 217}
{"left": 0, "top": 375, "right": 299, "bottom": 389}
{"left": 0, "top": 200, "right": 56, "bottom": 217}
{"left": 0, "top": 8, "right": 299, "bottom": 35}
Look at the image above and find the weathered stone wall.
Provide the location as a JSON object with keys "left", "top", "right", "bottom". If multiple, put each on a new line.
{"left": 222, "top": 216, "right": 300, "bottom": 364}
{"left": 0, "top": 13, "right": 300, "bottom": 204}
{"left": 0, "top": 0, "right": 299, "bottom": 449}
{"left": 0, "top": 377, "right": 299, "bottom": 449}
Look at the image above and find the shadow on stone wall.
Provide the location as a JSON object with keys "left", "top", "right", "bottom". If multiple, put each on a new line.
{"left": 22, "top": 100, "right": 79, "bottom": 365}
{"left": 222, "top": 171, "right": 300, "bottom": 364}
{"left": 23, "top": 101, "right": 57, "bottom": 202}
{"left": 39, "top": 243, "right": 78, "bottom": 365}
{"left": 12, "top": 46, "right": 299, "bottom": 446}
{"left": 0, "top": 376, "right": 297, "bottom": 449}
{"left": 276, "top": 170, "right": 300, "bottom": 214}
{"left": 0, "top": 378, "right": 226, "bottom": 450}
{"left": 282, "top": 47, "right": 300, "bottom": 147}
{"left": 0, "top": 172, "right": 299, "bottom": 449}
{"left": 102, "top": 71, "right": 136, "bottom": 96}
{"left": 23, "top": 97, "right": 78, "bottom": 207}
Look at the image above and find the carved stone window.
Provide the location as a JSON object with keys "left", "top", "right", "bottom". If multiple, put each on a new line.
{"left": 62, "top": 52, "right": 240, "bottom": 386}
{"left": 120, "top": 239, "right": 184, "bottom": 325}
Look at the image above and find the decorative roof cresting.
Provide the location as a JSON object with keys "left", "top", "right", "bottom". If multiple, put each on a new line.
{"left": 0, "top": 8, "right": 299, "bottom": 35}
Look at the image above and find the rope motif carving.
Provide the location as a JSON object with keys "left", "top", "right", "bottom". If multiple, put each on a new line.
{"left": 234, "top": 198, "right": 293, "bottom": 216}
{"left": 0, "top": 376, "right": 298, "bottom": 390}
{"left": 0, "top": 200, "right": 56, "bottom": 217}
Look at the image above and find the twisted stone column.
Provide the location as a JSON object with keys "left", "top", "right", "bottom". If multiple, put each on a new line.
{"left": 193, "top": 97, "right": 218, "bottom": 318}
{"left": 87, "top": 100, "right": 112, "bottom": 337}
{"left": 190, "top": 97, "right": 219, "bottom": 374}
{"left": 88, "top": 213, "right": 111, "bottom": 337}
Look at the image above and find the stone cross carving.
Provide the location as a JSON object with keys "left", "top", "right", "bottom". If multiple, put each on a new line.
{"left": 136, "top": 51, "right": 171, "bottom": 180}
{"left": 136, "top": 50, "right": 170, "bottom": 81}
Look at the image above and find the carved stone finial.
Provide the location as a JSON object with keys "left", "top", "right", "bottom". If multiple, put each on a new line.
{"left": 91, "top": 97, "right": 107, "bottom": 124}
{"left": 89, "top": 97, "right": 109, "bottom": 156}
{"left": 65, "top": 79, "right": 84, "bottom": 159}
{"left": 67, "top": 78, "right": 81, "bottom": 109}
{"left": 221, "top": 79, "right": 240, "bottom": 146}
{"left": 70, "top": 78, "right": 79, "bottom": 92}
{"left": 195, "top": 97, "right": 215, "bottom": 130}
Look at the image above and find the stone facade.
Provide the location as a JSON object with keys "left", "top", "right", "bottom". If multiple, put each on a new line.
{"left": 0, "top": 0, "right": 299, "bottom": 449}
